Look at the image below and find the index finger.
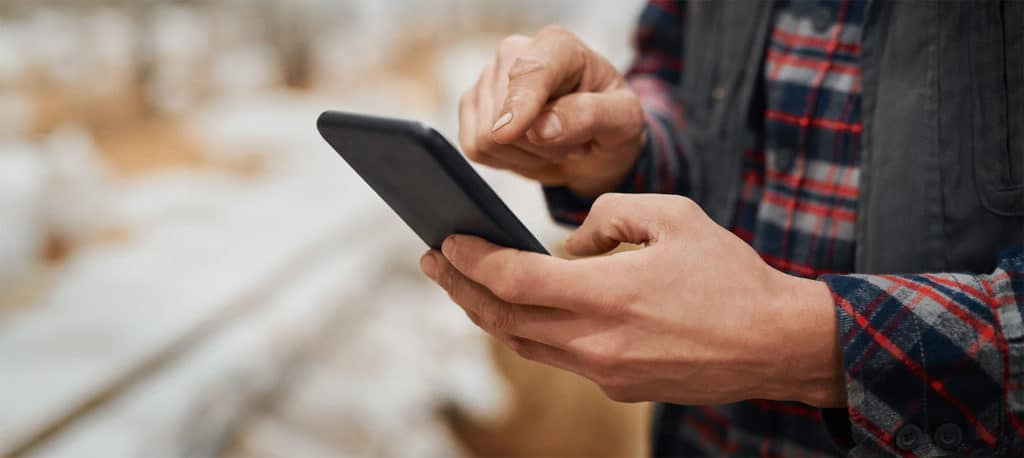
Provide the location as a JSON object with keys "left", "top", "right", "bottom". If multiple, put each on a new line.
{"left": 440, "top": 234, "right": 630, "bottom": 311}
{"left": 491, "top": 25, "right": 586, "bottom": 145}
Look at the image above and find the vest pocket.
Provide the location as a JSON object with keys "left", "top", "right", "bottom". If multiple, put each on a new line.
{"left": 973, "top": 1, "right": 1024, "bottom": 216}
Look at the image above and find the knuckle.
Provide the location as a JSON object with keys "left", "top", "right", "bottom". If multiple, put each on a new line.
{"left": 505, "top": 336, "right": 521, "bottom": 353}
{"left": 593, "top": 192, "right": 625, "bottom": 213}
{"left": 497, "top": 34, "right": 530, "bottom": 56}
{"left": 651, "top": 195, "right": 698, "bottom": 234}
{"left": 600, "top": 385, "right": 638, "bottom": 403}
{"left": 463, "top": 135, "right": 482, "bottom": 155}
{"left": 587, "top": 351, "right": 632, "bottom": 401}
{"left": 580, "top": 344, "right": 618, "bottom": 377}
{"left": 475, "top": 133, "right": 496, "bottom": 154}
{"left": 509, "top": 338, "right": 534, "bottom": 360}
{"left": 672, "top": 195, "right": 699, "bottom": 214}
{"left": 508, "top": 56, "right": 551, "bottom": 81}
{"left": 465, "top": 310, "right": 482, "bottom": 327}
{"left": 438, "top": 262, "right": 457, "bottom": 294}
{"left": 463, "top": 145, "right": 481, "bottom": 161}
{"left": 490, "top": 258, "right": 533, "bottom": 303}
{"left": 490, "top": 275, "right": 524, "bottom": 304}
{"left": 601, "top": 215, "right": 625, "bottom": 239}
{"left": 487, "top": 306, "right": 518, "bottom": 332}
{"left": 451, "top": 282, "right": 474, "bottom": 310}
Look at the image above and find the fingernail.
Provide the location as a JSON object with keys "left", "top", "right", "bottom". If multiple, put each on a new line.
{"left": 442, "top": 236, "right": 457, "bottom": 258}
{"left": 534, "top": 112, "right": 563, "bottom": 140}
{"left": 420, "top": 252, "right": 438, "bottom": 279}
{"left": 491, "top": 112, "right": 512, "bottom": 132}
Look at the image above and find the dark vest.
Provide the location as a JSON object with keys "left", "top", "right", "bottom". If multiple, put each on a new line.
{"left": 652, "top": 1, "right": 1024, "bottom": 454}
{"left": 677, "top": 0, "right": 1024, "bottom": 275}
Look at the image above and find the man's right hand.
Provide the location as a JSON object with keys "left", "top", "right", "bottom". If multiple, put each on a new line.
{"left": 459, "top": 25, "right": 646, "bottom": 197}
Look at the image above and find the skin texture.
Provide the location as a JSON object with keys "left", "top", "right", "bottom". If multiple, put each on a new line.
{"left": 421, "top": 194, "right": 845, "bottom": 407}
{"left": 458, "top": 25, "right": 646, "bottom": 197}
{"left": 441, "top": 27, "right": 846, "bottom": 407}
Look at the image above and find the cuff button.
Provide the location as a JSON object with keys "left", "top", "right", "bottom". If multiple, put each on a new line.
{"left": 895, "top": 424, "right": 924, "bottom": 451}
{"left": 934, "top": 423, "right": 963, "bottom": 450}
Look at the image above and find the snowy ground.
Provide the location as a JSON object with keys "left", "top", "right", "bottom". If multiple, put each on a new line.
{"left": 0, "top": 1, "right": 645, "bottom": 456}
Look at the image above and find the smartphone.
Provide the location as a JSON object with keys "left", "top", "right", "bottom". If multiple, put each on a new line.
{"left": 316, "top": 110, "right": 548, "bottom": 254}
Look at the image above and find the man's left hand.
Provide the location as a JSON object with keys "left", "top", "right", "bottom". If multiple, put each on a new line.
{"left": 419, "top": 193, "right": 846, "bottom": 407}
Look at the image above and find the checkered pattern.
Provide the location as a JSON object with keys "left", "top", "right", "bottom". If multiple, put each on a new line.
{"left": 543, "top": 0, "right": 1024, "bottom": 455}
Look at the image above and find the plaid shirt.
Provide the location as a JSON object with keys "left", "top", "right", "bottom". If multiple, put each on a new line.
{"left": 544, "top": 0, "right": 1024, "bottom": 455}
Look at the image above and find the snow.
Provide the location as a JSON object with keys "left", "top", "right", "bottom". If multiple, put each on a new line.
{"left": 0, "top": 143, "right": 47, "bottom": 289}
{"left": 39, "top": 126, "right": 110, "bottom": 245}
{"left": 0, "top": 91, "right": 34, "bottom": 138}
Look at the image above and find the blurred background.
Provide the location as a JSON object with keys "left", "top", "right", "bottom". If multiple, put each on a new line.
{"left": 0, "top": 1, "right": 649, "bottom": 456}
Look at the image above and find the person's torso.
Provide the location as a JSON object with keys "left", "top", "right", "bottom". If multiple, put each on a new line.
{"left": 655, "top": 0, "right": 1024, "bottom": 455}
{"left": 657, "top": 2, "right": 863, "bottom": 455}
{"left": 674, "top": 0, "right": 1024, "bottom": 276}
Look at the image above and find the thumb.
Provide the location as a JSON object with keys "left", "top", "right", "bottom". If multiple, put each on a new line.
{"left": 565, "top": 193, "right": 666, "bottom": 257}
{"left": 526, "top": 90, "right": 644, "bottom": 147}
{"left": 491, "top": 27, "right": 586, "bottom": 145}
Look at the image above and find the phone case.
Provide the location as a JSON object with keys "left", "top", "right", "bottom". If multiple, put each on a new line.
{"left": 317, "top": 110, "right": 548, "bottom": 255}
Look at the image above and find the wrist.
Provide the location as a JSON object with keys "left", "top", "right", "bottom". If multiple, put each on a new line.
{"left": 565, "top": 130, "right": 646, "bottom": 198}
{"left": 767, "top": 275, "right": 847, "bottom": 407}
{"left": 565, "top": 167, "right": 633, "bottom": 198}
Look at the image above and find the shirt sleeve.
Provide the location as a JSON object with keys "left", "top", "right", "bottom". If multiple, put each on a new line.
{"left": 544, "top": 0, "right": 689, "bottom": 226}
{"left": 819, "top": 248, "right": 1024, "bottom": 456}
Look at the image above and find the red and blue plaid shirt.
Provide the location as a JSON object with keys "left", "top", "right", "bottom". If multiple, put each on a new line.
{"left": 544, "top": 0, "right": 1024, "bottom": 455}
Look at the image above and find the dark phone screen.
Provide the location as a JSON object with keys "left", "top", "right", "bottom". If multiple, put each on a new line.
{"left": 318, "top": 113, "right": 547, "bottom": 254}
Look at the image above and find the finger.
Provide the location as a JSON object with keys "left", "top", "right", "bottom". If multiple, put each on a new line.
{"left": 462, "top": 64, "right": 507, "bottom": 168}
{"left": 493, "top": 34, "right": 532, "bottom": 85}
{"left": 510, "top": 138, "right": 587, "bottom": 161}
{"left": 472, "top": 65, "right": 552, "bottom": 169}
{"left": 457, "top": 84, "right": 479, "bottom": 160}
{"left": 508, "top": 337, "right": 589, "bottom": 378}
{"left": 565, "top": 193, "right": 682, "bottom": 256}
{"left": 491, "top": 25, "right": 587, "bottom": 145}
{"left": 510, "top": 163, "right": 572, "bottom": 186}
{"left": 525, "top": 90, "right": 645, "bottom": 147}
{"left": 478, "top": 143, "right": 551, "bottom": 169}
{"left": 422, "top": 251, "right": 577, "bottom": 347}
{"left": 440, "top": 234, "right": 623, "bottom": 310}
{"left": 492, "top": 33, "right": 581, "bottom": 163}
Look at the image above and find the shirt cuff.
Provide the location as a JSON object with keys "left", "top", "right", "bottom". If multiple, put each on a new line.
{"left": 818, "top": 269, "right": 1011, "bottom": 455}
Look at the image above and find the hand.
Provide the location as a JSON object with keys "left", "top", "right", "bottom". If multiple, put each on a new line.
{"left": 459, "top": 25, "right": 646, "bottom": 197}
{"left": 420, "top": 194, "right": 846, "bottom": 407}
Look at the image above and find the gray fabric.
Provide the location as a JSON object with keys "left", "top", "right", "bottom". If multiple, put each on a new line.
{"left": 679, "top": 0, "right": 1024, "bottom": 275}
